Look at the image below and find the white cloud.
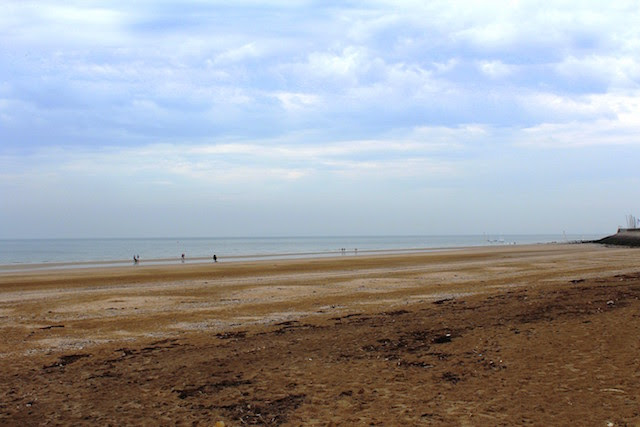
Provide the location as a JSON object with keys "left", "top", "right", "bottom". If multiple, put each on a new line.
{"left": 522, "top": 91, "right": 640, "bottom": 124}
{"left": 214, "top": 42, "right": 263, "bottom": 64}
{"left": 345, "top": 12, "right": 401, "bottom": 43}
{"left": 308, "top": 49, "right": 359, "bottom": 76}
{"left": 302, "top": 46, "right": 379, "bottom": 83}
{"left": 478, "top": 60, "right": 512, "bottom": 79}
{"left": 432, "top": 59, "right": 459, "bottom": 74}
{"left": 1, "top": 2, "right": 127, "bottom": 45}
{"left": 554, "top": 55, "right": 640, "bottom": 89}
{"left": 517, "top": 91, "right": 640, "bottom": 148}
{"left": 274, "top": 92, "right": 321, "bottom": 111}
{"left": 322, "top": 157, "right": 457, "bottom": 180}
{"left": 409, "top": 125, "right": 486, "bottom": 147}
{"left": 516, "top": 118, "right": 640, "bottom": 148}
{"left": 2, "top": 126, "right": 475, "bottom": 193}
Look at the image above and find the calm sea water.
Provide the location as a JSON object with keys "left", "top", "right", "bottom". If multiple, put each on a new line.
{"left": 0, "top": 234, "right": 603, "bottom": 268}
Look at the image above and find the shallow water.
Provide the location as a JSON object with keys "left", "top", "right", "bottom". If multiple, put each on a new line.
{"left": 0, "top": 234, "right": 603, "bottom": 268}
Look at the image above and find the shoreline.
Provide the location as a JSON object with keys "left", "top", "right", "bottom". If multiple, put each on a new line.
{"left": 0, "top": 246, "right": 455, "bottom": 273}
{"left": 0, "top": 240, "right": 578, "bottom": 273}
{"left": 0, "top": 234, "right": 600, "bottom": 271}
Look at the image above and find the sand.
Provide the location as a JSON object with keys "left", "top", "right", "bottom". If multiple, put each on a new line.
{"left": 1, "top": 243, "right": 640, "bottom": 425}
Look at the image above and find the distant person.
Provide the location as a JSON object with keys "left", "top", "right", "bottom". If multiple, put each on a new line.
{"left": 133, "top": 255, "right": 138, "bottom": 264}
{"left": 181, "top": 253, "right": 185, "bottom": 263}
{"left": 213, "top": 254, "right": 217, "bottom": 262}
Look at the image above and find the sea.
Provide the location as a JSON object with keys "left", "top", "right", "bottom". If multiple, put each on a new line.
{"left": 0, "top": 234, "right": 603, "bottom": 271}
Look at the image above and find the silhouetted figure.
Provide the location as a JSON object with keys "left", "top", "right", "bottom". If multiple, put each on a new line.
{"left": 133, "top": 255, "right": 138, "bottom": 264}
{"left": 213, "top": 254, "right": 217, "bottom": 262}
{"left": 181, "top": 253, "right": 185, "bottom": 263}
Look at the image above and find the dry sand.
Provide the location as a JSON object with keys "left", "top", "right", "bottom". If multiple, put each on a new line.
{"left": 1, "top": 243, "right": 640, "bottom": 425}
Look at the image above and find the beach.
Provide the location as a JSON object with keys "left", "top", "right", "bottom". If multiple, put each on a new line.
{"left": 1, "top": 243, "right": 639, "bottom": 425}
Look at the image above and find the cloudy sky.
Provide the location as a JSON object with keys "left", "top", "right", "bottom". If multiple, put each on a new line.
{"left": 1, "top": 1, "right": 639, "bottom": 238}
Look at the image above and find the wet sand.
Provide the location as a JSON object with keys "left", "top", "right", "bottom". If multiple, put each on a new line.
{"left": 1, "top": 243, "right": 640, "bottom": 425}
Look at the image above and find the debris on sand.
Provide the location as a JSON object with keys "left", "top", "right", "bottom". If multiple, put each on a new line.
{"left": 432, "top": 333, "right": 452, "bottom": 344}
{"left": 43, "top": 353, "right": 91, "bottom": 369}
{"left": 39, "top": 325, "right": 65, "bottom": 330}
{"left": 441, "top": 371, "right": 460, "bottom": 384}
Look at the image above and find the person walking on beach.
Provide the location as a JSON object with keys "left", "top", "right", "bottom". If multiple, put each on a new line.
{"left": 213, "top": 254, "right": 217, "bottom": 262}
{"left": 181, "top": 253, "right": 185, "bottom": 263}
{"left": 133, "top": 254, "right": 138, "bottom": 264}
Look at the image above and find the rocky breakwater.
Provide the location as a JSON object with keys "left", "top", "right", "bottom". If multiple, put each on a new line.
{"left": 596, "top": 228, "right": 640, "bottom": 247}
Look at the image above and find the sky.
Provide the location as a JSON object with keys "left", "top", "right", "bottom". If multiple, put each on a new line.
{"left": 1, "top": 0, "right": 639, "bottom": 238}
